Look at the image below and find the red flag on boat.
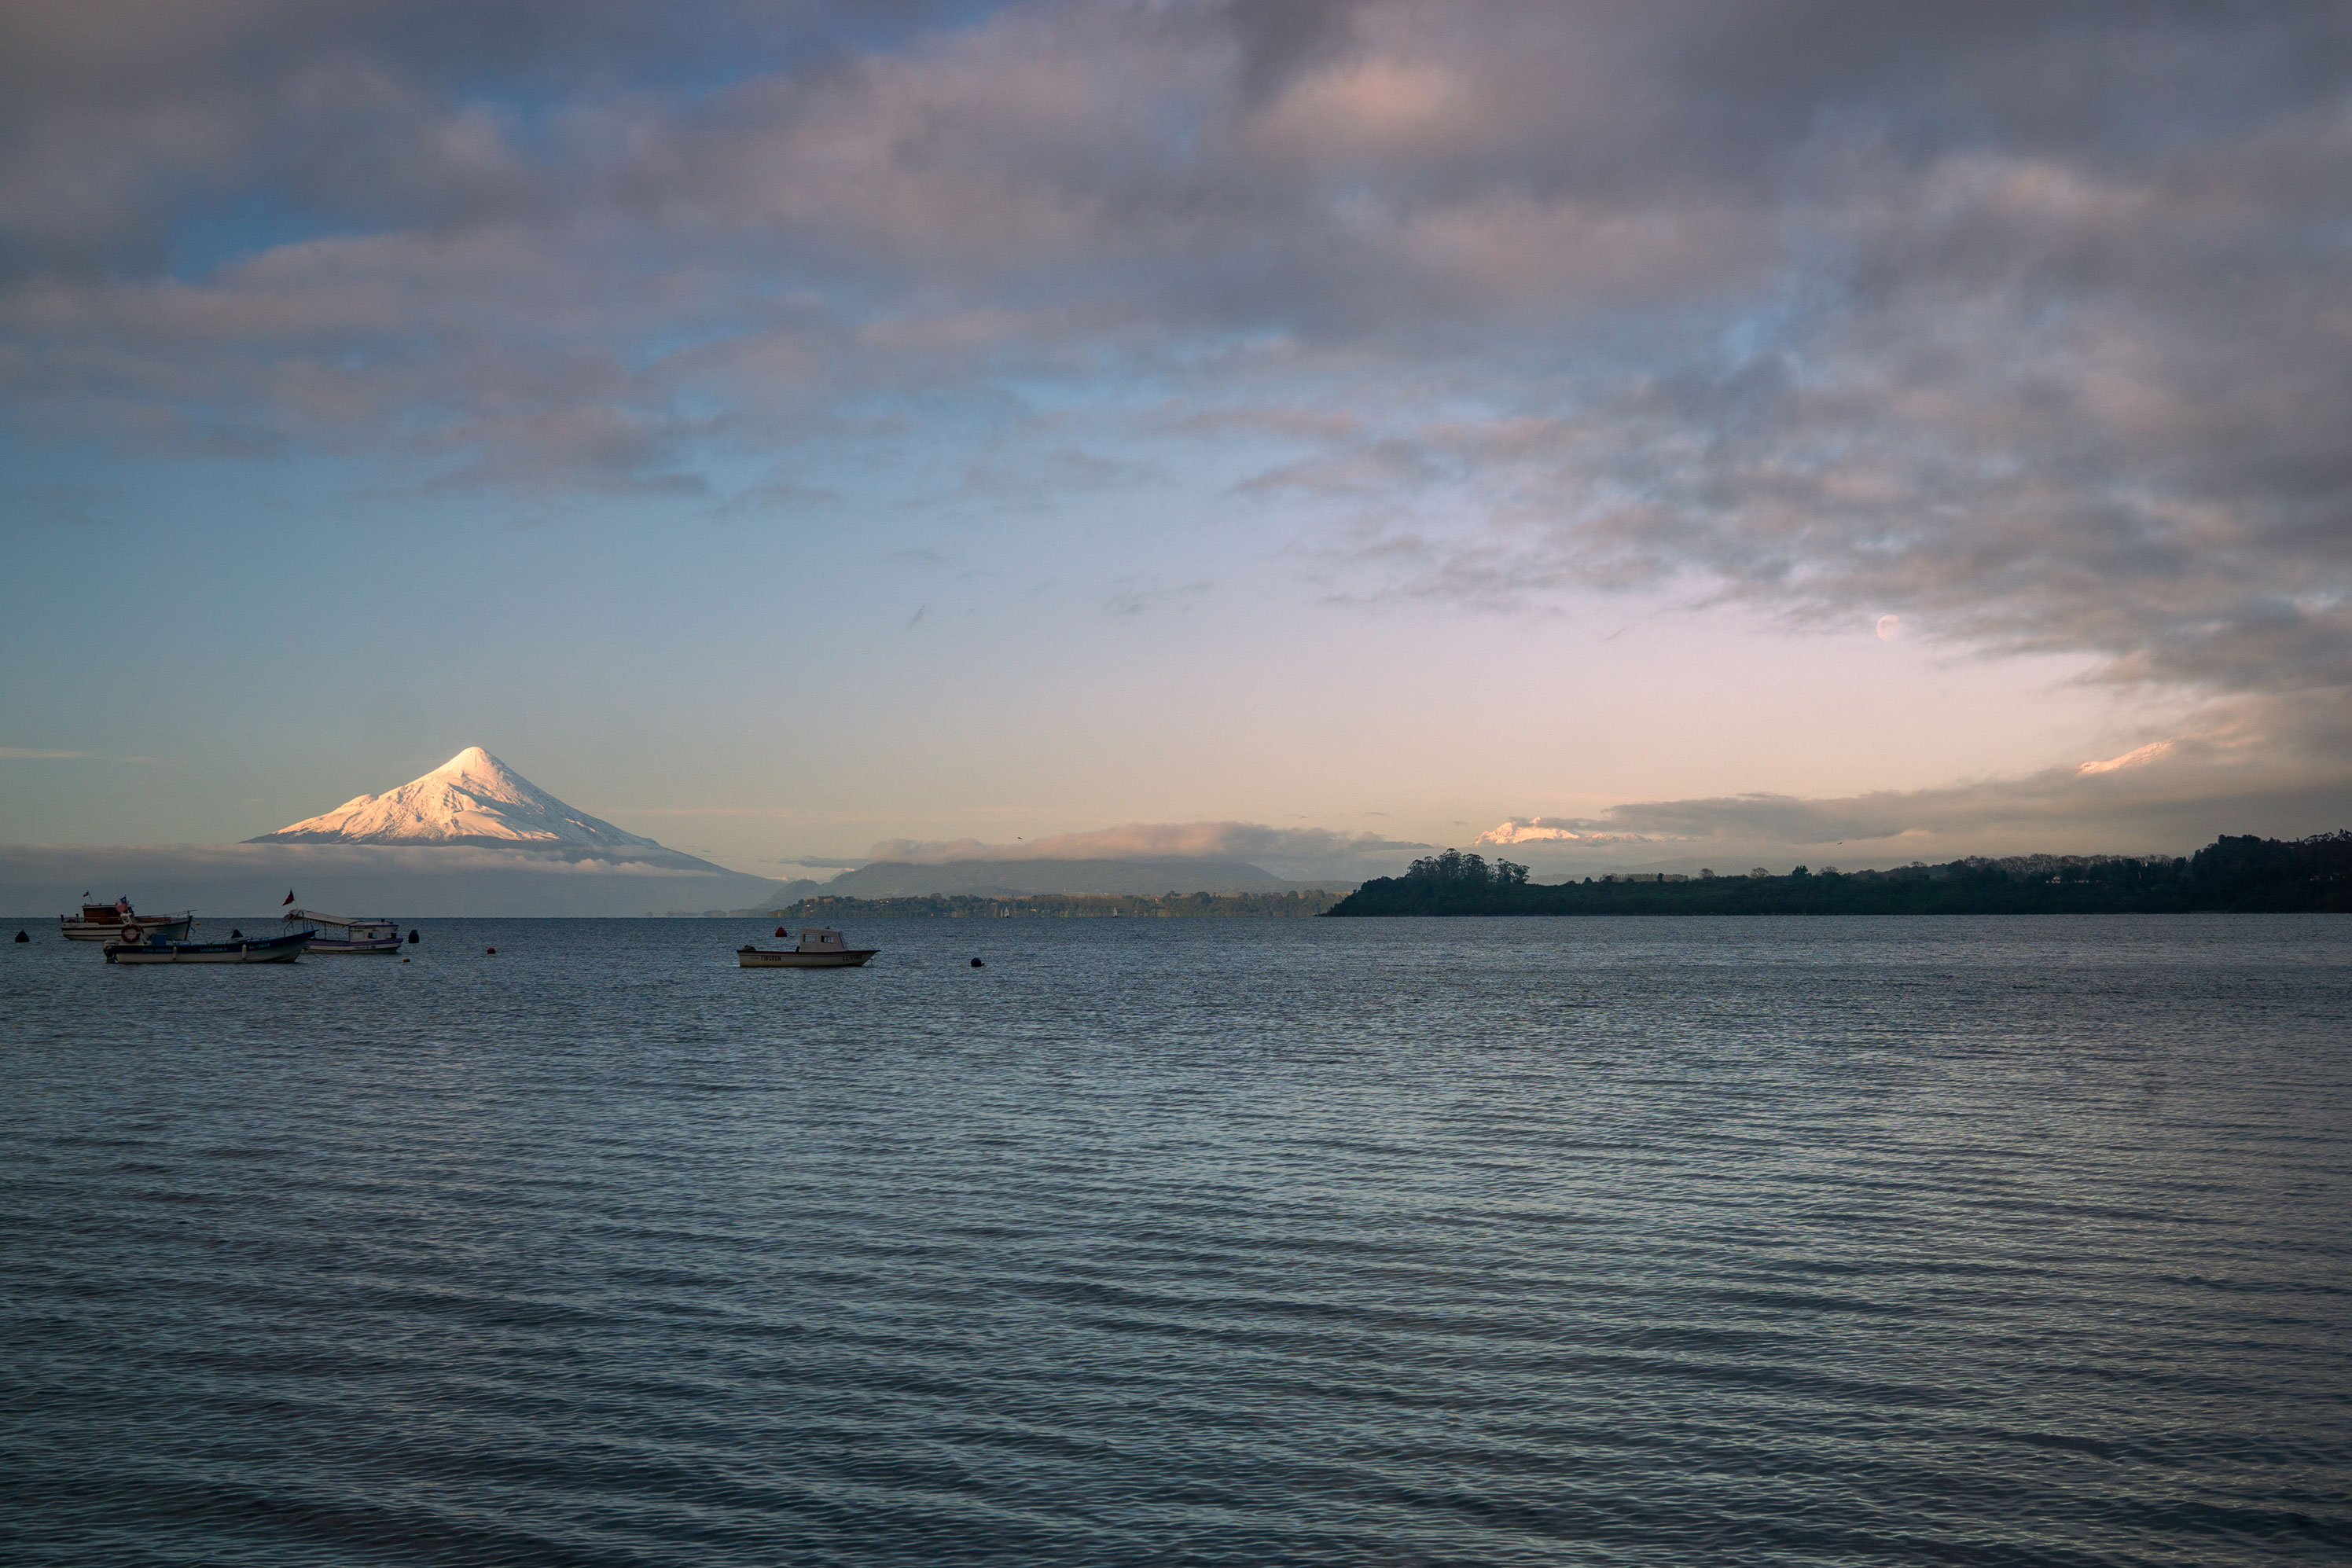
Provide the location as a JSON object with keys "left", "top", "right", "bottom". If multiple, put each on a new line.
{"left": 282, "top": 890, "right": 296, "bottom": 905}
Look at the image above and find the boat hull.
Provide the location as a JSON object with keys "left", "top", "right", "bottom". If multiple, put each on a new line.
{"left": 106, "top": 931, "right": 309, "bottom": 964}
{"left": 738, "top": 948, "right": 878, "bottom": 968}
{"left": 303, "top": 936, "right": 403, "bottom": 955}
{"left": 281, "top": 909, "right": 401, "bottom": 954}
{"left": 62, "top": 914, "right": 193, "bottom": 942}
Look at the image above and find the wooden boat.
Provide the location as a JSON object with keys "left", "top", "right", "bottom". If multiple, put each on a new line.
{"left": 60, "top": 899, "right": 194, "bottom": 943}
{"left": 738, "top": 927, "right": 879, "bottom": 968}
{"left": 105, "top": 927, "right": 311, "bottom": 964}
{"left": 285, "top": 908, "right": 402, "bottom": 955}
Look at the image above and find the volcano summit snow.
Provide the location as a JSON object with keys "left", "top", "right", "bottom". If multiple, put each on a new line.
{"left": 250, "top": 746, "right": 709, "bottom": 868}
{"left": 0, "top": 745, "right": 795, "bottom": 916}
{"left": 2, "top": 740, "right": 790, "bottom": 908}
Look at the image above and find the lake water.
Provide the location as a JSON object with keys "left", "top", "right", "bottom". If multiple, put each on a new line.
{"left": 3, "top": 915, "right": 2347, "bottom": 1566}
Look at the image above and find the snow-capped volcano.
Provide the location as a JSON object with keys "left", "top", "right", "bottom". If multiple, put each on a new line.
{"left": 249, "top": 746, "right": 722, "bottom": 869}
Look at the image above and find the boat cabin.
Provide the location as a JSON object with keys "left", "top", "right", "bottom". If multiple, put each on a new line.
{"left": 60, "top": 898, "right": 194, "bottom": 942}
{"left": 737, "top": 925, "right": 877, "bottom": 968}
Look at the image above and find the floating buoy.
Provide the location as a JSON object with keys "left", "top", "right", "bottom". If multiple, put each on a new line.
{"left": 230, "top": 929, "right": 243, "bottom": 939}
{"left": 407, "top": 929, "right": 419, "bottom": 944}
{"left": 487, "top": 946, "right": 497, "bottom": 955}
{"left": 970, "top": 957, "right": 984, "bottom": 968}
{"left": 402, "top": 957, "right": 410, "bottom": 964}
{"left": 12, "top": 930, "right": 26, "bottom": 942}
{"left": 775, "top": 926, "right": 788, "bottom": 938}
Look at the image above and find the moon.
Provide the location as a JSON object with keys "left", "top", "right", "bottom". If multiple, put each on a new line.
{"left": 1875, "top": 614, "right": 1902, "bottom": 641}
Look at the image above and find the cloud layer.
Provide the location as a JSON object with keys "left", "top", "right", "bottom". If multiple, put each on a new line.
{"left": 0, "top": 841, "right": 782, "bottom": 917}
{"left": 1476, "top": 692, "right": 2352, "bottom": 866}
{"left": 6, "top": 2, "right": 2347, "bottom": 850}
{"left": 868, "top": 821, "right": 1421, "bottom": 880}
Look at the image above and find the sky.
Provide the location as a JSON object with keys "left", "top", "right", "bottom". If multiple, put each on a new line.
{"left": 3, "top": 0, "right": 2348, "bottom": 881}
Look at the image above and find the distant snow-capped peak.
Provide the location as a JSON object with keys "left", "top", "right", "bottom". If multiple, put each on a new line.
{"left": 250, "top": 746, "right": 688, "bottom": 860}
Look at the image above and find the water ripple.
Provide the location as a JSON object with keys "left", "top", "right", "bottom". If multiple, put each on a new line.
{"left": 3, "top": 914, "right": 2347, "bottom": 1565}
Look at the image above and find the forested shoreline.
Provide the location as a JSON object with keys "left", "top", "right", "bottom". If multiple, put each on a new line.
{"left": 1326, "top": 834, "right": 2352, "bottom": 916}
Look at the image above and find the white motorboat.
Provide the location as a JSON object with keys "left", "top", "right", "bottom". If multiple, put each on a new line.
{"left": 285, "top": 908, "right": 402, "bottom": 955}
{"left": 105, "top": 927, "right": 311, "bottom": 964}
{"left": 737, "top": 927, "right": 879, "bottom": 968}
{"left": 60, "top": 898, "right": 194, "bottom": 943}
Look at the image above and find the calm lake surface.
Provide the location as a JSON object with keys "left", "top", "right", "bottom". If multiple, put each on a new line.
{"left": 4, "top": 915, "right": 2347, "bottom": 1566}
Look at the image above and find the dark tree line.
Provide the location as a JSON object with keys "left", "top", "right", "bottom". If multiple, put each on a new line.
{"left": 1402, "top": 848, "right": 1529, "bottom": 888}
{"left": 1327, "top": 832, "right": 2352, "bottom": 916}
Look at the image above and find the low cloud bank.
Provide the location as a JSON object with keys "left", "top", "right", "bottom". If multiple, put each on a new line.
{"left": 865, "top": 821, "right": 1424, "bottom": 882}
{"left": 0, "top": 843, "right": 785, "bottom": 917}
{"left": 874, "top": 709, "right": 2350, "bottom": 881}
{"left": 816, "top": 857, "right": 1329, "bottom": 899}
{"left": 1473, "top": 702, "right": 2351, "bottom": 871}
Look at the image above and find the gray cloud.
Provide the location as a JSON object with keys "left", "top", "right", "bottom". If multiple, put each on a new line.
{"left": 4, "top": 2, "right": 2348, "bottom": 821}
{"left": 1225, "top": 0, "right": 1364, "bottom": 108}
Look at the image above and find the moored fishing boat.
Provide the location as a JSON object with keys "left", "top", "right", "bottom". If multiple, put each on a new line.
{"left": 284, "top": 908, "right": 402, "bottom": 954}
{"left": 738, "top": 927, "right": 879, "bottom": 968}
{"left": 105, "top": 927, "right": 311, "bottom": 964}
{"left": 60, "top": 898, "right": 194, "bottom": 943}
